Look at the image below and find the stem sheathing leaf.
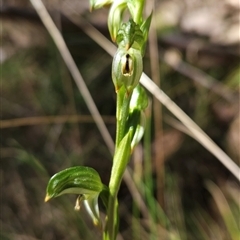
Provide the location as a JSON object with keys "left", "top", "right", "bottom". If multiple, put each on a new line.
{"left": 110, "top": 129, "right": 132, "bottom": 192}
{"left": 106, "top": 130, "right": 132, "bottom": 240}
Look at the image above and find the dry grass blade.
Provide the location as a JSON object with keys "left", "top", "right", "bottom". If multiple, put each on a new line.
{"left": 62, "top": 12, "right": 240, "bottom": 181}
{"left": 0, "top": 115, "right": 115, "bottom": 128}
{"left": 162, "top": 48, "right": 236, "bottom": 103}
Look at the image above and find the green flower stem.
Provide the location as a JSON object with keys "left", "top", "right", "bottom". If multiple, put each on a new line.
{"left": 116, "top": 88, "right": 132, "bottom": 148}
{"left": 115, "top": 86, "right": 124, "bottom": 149}
{"left": 105, "top": 188, "right": 119, "bottom": 240}
{"left": 105, "top": 130, "right": 132, "bottom": 240}
{"left": 104, "top": 1, "right": 150, "bottom": 238}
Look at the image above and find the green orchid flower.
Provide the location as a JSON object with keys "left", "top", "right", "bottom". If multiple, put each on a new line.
{"left": 112, "top": 46, "right": 143, "bottom": 93}
{"left": 45, "top": 166, "right": 107, "bottom": 227}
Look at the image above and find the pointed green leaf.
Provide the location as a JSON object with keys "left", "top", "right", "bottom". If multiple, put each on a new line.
{"left": 140, "top": 12, "right": 152, "bottom": 41}
{"left": 140, "top": 12, "right": 152, "bottom": 56}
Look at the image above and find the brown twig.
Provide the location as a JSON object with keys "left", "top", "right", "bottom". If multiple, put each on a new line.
{"left": 0, "top": 115, "right": 115, "bottom": 129}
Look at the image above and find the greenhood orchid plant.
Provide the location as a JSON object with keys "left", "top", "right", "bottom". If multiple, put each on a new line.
{"left": 45, "top": 0, "right": 151, "bottom": 239}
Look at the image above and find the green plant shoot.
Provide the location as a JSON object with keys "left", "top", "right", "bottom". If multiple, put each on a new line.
{"left": 45, "top": 0, "right": 151, "bottom": 239}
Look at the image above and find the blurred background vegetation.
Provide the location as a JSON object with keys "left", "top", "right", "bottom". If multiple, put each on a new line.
{"left": 1, "top": 0, "right": 239, "bottom": 239}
